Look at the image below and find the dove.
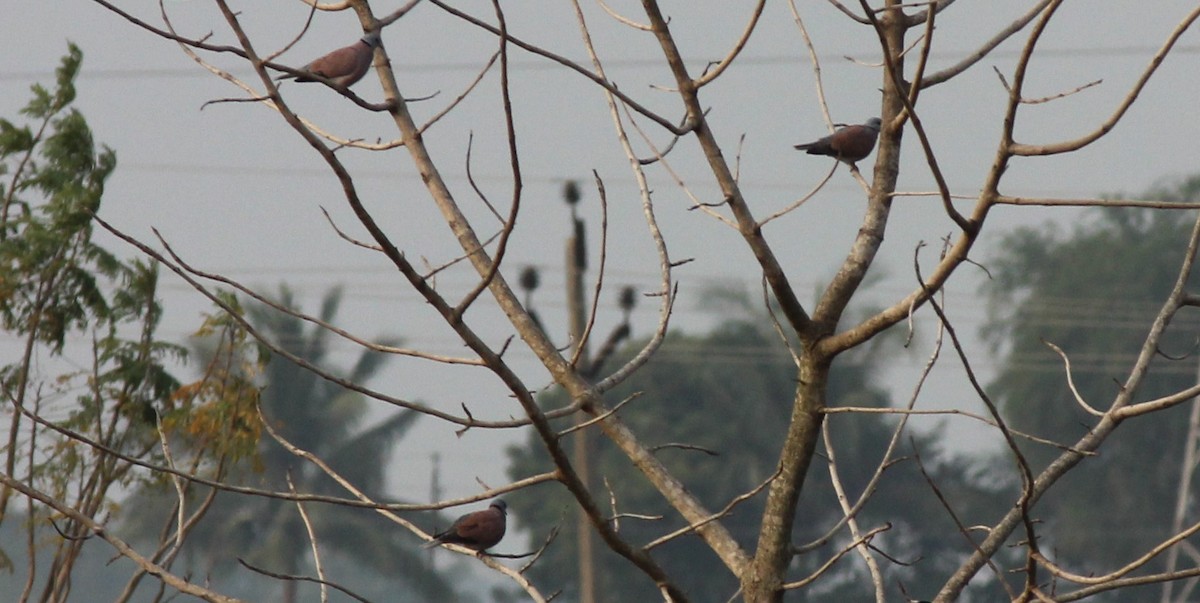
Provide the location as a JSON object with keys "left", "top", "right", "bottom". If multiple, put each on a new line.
{"left": 422, "top": 500, "right": 507, "bottom": 551}
{"left": 794, "top": 117, "right": 882, "bottom": 165}
{"left": 276, "top": 31, "right": 381, "bottom": 88}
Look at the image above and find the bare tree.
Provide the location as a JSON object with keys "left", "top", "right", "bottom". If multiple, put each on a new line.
{"left": 10, "top": 0, "right": 1200, "bottom": 601}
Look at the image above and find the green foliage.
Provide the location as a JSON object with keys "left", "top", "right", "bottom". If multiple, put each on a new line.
{"left": 505, "top": 312, "right": 1008, "bottom": 602}
{"left": 983, "top": 177, "right": 1200, "bottom": 582}
{"left": 0, "top": 44, "right": 185, "bottom": 599}
{"left": 0, "top": 41, "right": 183, "bottom": 461}
{"left": 0, "top": 42, "right": 119, "bottom": 353}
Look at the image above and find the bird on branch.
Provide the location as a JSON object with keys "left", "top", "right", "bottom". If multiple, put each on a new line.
{"left": 794, "top": 117, "right": 882, "bottom": 165}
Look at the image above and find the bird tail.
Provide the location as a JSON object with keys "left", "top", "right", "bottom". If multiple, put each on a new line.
{"left": 420, "top": 537, "right": 442, "bottom": 549}
{"left": 793, "top": 143, "right": 814, "bottom": 151}
{"left": 275, "top": 73, "right": 296, "bottom": 82}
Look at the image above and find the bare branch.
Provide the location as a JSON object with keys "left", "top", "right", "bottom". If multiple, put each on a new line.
{"left": 761, "top": 276, "right": 802, "bottom": 369}
{"left": 571, "top": 6, "right": 677, "bottom": 395}
{"left": 379, "top": 0, "right": 424, "bottom": 27}
{"left": 641, "top": 0, "right": 812, "bottom": 345}
{"left": 317, "top": 205, "right": 381, "bottom": 252}
{"left": 824, "top": 406, "right": 1094, "bottom": 455}
{"left": 650, "top": 443, "right": 720, "bottom": 456}
{"left": 237, "top": 559, "right": 372, "bottom": 603}
{"left": 1032, "top": 516, "right": 1200, "bottom": 586}
{"left": 0, "top": 474, "right": 243, "bottom": 603}
{"left": 1010, "top": 5, "right": 1200, "bottom": 156}
{"left": 801, "top": 262, "right": 945, "bottom": 556}
{"left": 1018, "top": 77, "right": 1103, "bottom": 105}
{"left": 296, "top": 0, "right": 353, "bottom": 12}
{"left": 454, "top": 6, "right": 523, "bottom": 321}
{"left": 1117, "top": 382, "right": 1200, "bottom": 419}
{"left": 257, "top": 402, "right": 550, "bottom": 600}
{"left": 694, "top": 0, "right": 765, "bottom": 88}
{"left": 912, "top": 440, "right": 1018, "bottom": 602}
{"left": 419, "top": 51, "right": 500, "bottom": 134}
{"left": 787, "top": 0, "right": 834, "bottom": 138}
{"left": 287, "top": 473, "right": 329, "bottom": 603}
{"left": 920, "top": 0, "right": 1055, "bottom": 86}
{"left": 557, "top": 393, "right": 640, "bottom": 438}
{"left": 904, "top": 0, "right": 935, "bottom": 108}
{"left": 596, "top": 0, "right": 650, "bottom": 30}
{"left": 427, "top": 0, "right": 689, "bottom": 135}
{"left": 1055, "top": 566, "right": 1200, "bottom": 602}
{"left": 995, "top": 195, "right": 1200, "bottom": 209}
{"left": 1042, "top": 340, "right": 1106, "bottom": 417}
{"left": 938, "top": 183, "right": 1200, "bottom": 602}
{"left": 759, "top": 161, "right": 837, "bottom": 226}
{"left": 625, "top": 106, "right": 736, "bottom": 229}
{"left": 781, "top": 524, "right": 892, "bottom": 590}
{"left": 822, "top": 421, "right": 885, "bottom": 601}
{"left": 152, "top": 414, "right": 187, "bottom": 555}
{"left": 823, "top": 0, "right": 869, "bottom": 24}
{"left": 857, "top": 0, "right": 969, "bottom": 232}
{"left": 97, "top": 216, "right": 566, "bottom": 429}
{"left": 643, "top": 466, "right": 780, "bottom": 551}
{"left": 566, "top": 175, "right": 614, "bottom": 370}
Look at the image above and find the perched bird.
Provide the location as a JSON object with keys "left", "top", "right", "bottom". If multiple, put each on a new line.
{"left": 422, "top": 500, "right": 507, "bottom": 551}
{"left": 276, "top": 32, "right": 381, "bottom": 88}
{"left": 793, "top": 117, "right": 882, "bottom": 165}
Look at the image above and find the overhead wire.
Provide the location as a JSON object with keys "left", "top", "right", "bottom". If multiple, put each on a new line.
{"left": 0, "top": 44, "right": 1196, "bottom": 82}
{"left": 4, "top": 38, "right": 1194, "bottom": 374}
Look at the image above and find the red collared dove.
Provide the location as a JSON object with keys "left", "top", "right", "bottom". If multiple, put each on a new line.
{"left": 794, "top": 117, "right": 882, "bottom": 164}
{"left": 422, "top": 500, "right": 507, "bottom": 551}
{"left": 276, "top": 32, "right": 381, "bottom": 88}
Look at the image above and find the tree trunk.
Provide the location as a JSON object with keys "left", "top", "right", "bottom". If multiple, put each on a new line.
{"left": 742, "top": 354, "right": 830, "bottom": 602}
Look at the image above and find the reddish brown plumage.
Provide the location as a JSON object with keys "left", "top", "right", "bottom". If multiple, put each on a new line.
{"left": 422, "top": 500, "right": 507, "bottom": 551}
{"left": 794, "top": 117, "right": 882, "bottom": 164}
{"left": 277, "top": 32, "right": 381, "bottom": 88}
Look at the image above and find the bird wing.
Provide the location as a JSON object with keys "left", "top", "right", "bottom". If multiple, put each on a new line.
{"left": 423, "top": 507, "right": 505, "bottom": 550}
{"left": 829, "top": 125, "right": 877, "bottom": 160}
{"left": 422, "top": 516, "right": 468, "bottom": 548}
{"left": 305, "top": 44, "right": 362, "bottom": 80}
{"left": 794, "top": 133, "right": 836, "bottom": 154}
{"left": 451, "top": 511, "right": 490, "bottom": 541}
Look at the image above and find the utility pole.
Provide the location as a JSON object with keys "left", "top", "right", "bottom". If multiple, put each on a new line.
{"left": 427, "top": 452, "right": 442, "bottom": 571}
{"left": 1161, "top": 361, "right": 1200, "bottom": 603}
{"left": 563, "top": 180, "right": 597, "bottom": 603}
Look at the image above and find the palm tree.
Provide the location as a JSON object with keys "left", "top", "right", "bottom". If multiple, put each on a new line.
{"left": 124, "top": 285, "right": 456, "bottom": 602}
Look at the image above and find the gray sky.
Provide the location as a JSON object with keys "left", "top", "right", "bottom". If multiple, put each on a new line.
{"left": 4, "top": 1, "right": 1199, "bottom": 529}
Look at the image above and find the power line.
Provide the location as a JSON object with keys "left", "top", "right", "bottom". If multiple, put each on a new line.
{"left": 106, "top": 161, "right": 1114, "bottom": 200}
{"left": 1, "top": 45, "right": 1196, "bottom": 82}
{"left": 132, "top": 262, "right": 1192, "bottom": 338}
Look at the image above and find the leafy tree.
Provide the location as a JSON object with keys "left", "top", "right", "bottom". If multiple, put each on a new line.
{"left": 507, "top": 299, "right": 1009, "bottom": 602}
{"left": 123, "top": 285, "right": 458, "bottom": 602}
{"left": 0, "top": 45, "right": 184, "bottom": 600}
{"left": 983, "top": 177, "right": 1200, "bottom": 597}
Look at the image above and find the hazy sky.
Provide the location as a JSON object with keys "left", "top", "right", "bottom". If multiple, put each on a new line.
{"left": 4, "top": 1, "right": 1199, "bottom": 535}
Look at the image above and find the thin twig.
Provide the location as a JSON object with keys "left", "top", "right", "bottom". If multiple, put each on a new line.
{"left": 822, "top": 421, "right": 885, "bottom": 601}
{"left": 1042, "top": 340, "right": 1105, "bottom": 417}
{"left": 694, "top": 0, "right": 765, "bottom": 87}
{"left": 781, "top": 525, "right": 892, "bottom": 590}
{"left": 287, "top": 473, "right": 328, "bottom": 603}
{"left": 237, "top": 559, "right": 371, "bottom": 603}
{"left": 643, "top": 467, "right": 780, "bottom": 551}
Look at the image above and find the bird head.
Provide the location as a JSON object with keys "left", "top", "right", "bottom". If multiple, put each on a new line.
{"left": 361, "top": 31, "right": 382, "bottom": 47}
{"left": 490, "top": 500, "right": 507, "bottom": 515}
{"left": 865, "top": 117, "right": 882, "bottom": 132}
